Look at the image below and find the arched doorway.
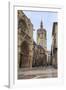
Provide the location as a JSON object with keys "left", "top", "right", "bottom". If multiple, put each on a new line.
{"left": 19, "top": 41, "right": 29, "bottom": 68}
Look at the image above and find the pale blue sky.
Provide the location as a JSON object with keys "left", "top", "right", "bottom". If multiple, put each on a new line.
{"left": 23, "top": 10, "right": 58, "bottom": 51}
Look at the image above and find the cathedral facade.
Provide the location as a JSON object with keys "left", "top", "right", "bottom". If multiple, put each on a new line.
{"left": 18, "top": 10, "right": 47, "bottom": 69}
{"left": 18, "top": 10, "right": 33, "bottom": 68}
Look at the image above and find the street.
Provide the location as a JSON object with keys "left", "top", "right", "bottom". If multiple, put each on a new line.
{"left": 18, "top": 66, "right": 57, "bottom": 79}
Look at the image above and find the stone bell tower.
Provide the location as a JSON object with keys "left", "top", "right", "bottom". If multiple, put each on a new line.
{"left": 37, "top": 20, "right": 47, "bottom": 50}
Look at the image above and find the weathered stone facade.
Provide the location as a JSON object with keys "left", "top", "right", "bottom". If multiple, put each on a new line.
{"left": 32, "top": 41, "right": 47, "bottom": 67}
{"left": 51, "top": 22, "right": 58, "bottom": 68}
{"left": 18, "top": 11, "right": 48, "bottom": 69}
{"left": 18, "top": 10, "right": 33, "bottom": 68}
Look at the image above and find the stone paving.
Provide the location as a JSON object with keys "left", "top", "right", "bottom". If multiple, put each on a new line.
{"left": 18, "top": 66, "right": 58, "bottom": 79}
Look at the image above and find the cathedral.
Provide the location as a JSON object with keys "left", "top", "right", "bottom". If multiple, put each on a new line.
{"left": 18, "top": 10, "right": 47, "bottom": 69}
{"left": 18, "top": 10, "right": 33, "bottom": 68}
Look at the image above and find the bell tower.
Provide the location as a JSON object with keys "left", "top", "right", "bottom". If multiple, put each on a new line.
{"left": 37, "top": 20, "right": 47, "bottom": 50}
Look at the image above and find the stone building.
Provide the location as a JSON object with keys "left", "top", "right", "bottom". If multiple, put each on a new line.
{"left": 37, "top": 20, "right": 47, "bottom": 50}
{"left": 32, "top": 20, "right": 47, "bottom": 67}
{"left": 18, "top": 10, "right": 48, "bottom": 68}
{"left": 51, "top": 22, "right": 58, "bottom": 68}
{"left": 32, "top": 41, "right": 47, "bottom": 67}
{"left": 37, "top": 45, "right": 47, "bottom": 66}
{"left": 37, "top": 20, "right": 47, "bottom": 65}
{"left": 18, "top": 10, "right": 33, "bottom": 68}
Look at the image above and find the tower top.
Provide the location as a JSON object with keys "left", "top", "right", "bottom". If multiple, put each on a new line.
{"left": 40, "top": 20, "right": 43, "bottom": 29}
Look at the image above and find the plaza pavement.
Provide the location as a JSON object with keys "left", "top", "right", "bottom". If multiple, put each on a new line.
{"left": 18, "top": 66, "right": 58, "bottom": 79}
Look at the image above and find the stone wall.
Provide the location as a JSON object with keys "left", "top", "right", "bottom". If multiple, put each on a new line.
{"left": 32, "top": 41, "right": 47, "bottom": 67}
{"left": 51, "top": 22, "right": 58, "bottom": 68}
{"left": 18, "top": 10, "right": 33, "bottom": 68}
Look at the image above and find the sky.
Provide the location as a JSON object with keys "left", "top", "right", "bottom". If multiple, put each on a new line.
{"left": 23, "top": 10, "right": 58, "bottom": 51}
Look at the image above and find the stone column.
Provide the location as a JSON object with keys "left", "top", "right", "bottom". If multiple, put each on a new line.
{"left": 28, "top": 43, "right": 33, "bottom": 69}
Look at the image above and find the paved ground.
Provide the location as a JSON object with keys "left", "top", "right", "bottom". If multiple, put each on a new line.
{"left": 18, "top": 66, "right": 58, "bottom": 79}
